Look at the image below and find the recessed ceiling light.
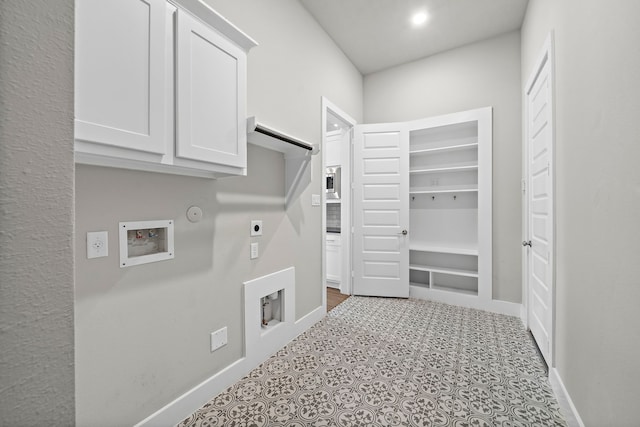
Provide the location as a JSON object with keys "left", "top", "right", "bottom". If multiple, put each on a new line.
{"left": 411, "top": 11, "right": 428, "bottom": 27}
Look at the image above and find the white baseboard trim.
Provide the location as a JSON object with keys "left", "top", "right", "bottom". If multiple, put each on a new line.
{"left": 294, "top": 304, "right": 326, "bottom": 335}
{"left": 134, "top": 357, "right": 250, "bottom": 427}
{"left": 135, "top": 302, "right": 326, "bottom": 427}
{"left": 409, "top": 285, "right": 521, "bottom": 317}
{"left": 549, "top": 367, "right": 584, "bottom": 427}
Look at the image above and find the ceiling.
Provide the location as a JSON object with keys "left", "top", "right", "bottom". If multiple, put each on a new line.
{"left": 299, "top": 0, "right": 529, "bottom": 75}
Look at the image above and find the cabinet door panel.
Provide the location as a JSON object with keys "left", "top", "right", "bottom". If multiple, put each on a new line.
{"left": 175, "top": 9, "right": 247, "bottom": 168}
{"left": 75, "top": 0, "right": 166, "bottom": 154}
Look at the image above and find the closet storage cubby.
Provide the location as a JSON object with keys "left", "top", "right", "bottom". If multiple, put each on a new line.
{"left": 408, "top": 108, "right": 491, "bottom": 300}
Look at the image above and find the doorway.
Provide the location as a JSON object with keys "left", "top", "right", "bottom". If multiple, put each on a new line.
{"left": 523, "top": 34, "right": 555, "bottom": 367}
{"left": 322, "top": 98, "right": 356, "bottom": 310}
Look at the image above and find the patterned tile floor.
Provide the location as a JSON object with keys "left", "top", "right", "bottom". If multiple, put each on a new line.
{"left": 179, "top": 297, "right": 566, "bottom": 426}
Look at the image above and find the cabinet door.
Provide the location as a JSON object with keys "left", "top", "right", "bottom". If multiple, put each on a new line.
{"left": 326, "top": 130, "right": 342, "bottom": 166}
{"left": 175, "top": 9, "right": 247, "bottom": 168}
{"left": 75, "top": 0, "right": 167, "bottom": 154}
{"left": 326, "top": 239, "right": 341, "bottom": 283}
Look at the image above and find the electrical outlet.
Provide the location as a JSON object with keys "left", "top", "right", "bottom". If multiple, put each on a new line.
{"left": 251, "top": 220, "right": 262, "bottom": 236}
{"left": 87, "top": 231, "right": 108, "bottom": 259}
{"left": 210, "top": 327, "right": 228, "bottom": 352}
{"left": 250, "top": 242, "right": 259, "bottom": 259}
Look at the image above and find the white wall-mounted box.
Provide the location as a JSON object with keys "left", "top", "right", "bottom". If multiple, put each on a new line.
{"left": 119, "top": 220, "right": 174, "bottom": 268}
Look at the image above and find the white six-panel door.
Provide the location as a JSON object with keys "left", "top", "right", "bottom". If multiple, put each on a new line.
{"left": 352, "top": 124, "right": 409, "bottom": 298}
{"left": 525, "top": 52, "right": 554, "bottom": 366}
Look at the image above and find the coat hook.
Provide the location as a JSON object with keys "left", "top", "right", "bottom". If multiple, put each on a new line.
{"left": 453, "top": 195, "right": 457, "bottom": 200}
{"left": 432, "top": 195, "right": 435, "bottom": 200}
{"left": 411, "top": 196, "right": 415, "bottom": 201}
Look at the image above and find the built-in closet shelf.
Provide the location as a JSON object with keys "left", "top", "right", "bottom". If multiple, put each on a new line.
{"left": 326, "top": 199, "right": 341, "bottom": 204}
{"left": 410, "top": 243, "right": 478, "bottom": 256}
{"left": 409, "top": 282, "right": 478, "bottom": 296}
{"left": 409, "top": 164, "right": 478, "bottom": 174}
{"left": 430, "top": 284, "right": 478, "bottom": 296}
{"left": 410, "top": 184, "right": 478, "bottom": 195}
{"left": 410, "top": 264, "right": 478, "bottom": 278}
{"left": 409, "top": 142, "right": 478, "bottom": 155}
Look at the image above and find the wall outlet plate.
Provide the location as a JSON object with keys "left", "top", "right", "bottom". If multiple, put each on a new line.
{"left": 210, "top": 327, "right": 228, "bottom": 352}
{"left": 251, "top": 220, "right": 262, "bottom": 236}
{"left": 87, "top": 231, "right": 108, "bottom": 259}
{"left": 250, "top": 242, "right": 259, "bottom": 259}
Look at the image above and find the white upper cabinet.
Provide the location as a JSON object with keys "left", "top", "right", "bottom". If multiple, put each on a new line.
{"left": 325, "top": 130, "right": 342, "bottom": 167}
{"left": 75, "top": 0, "right": 256, "bottom": 178}
{"left": 75, "top": 0, "right": 167, "bottom": 155}
{"left": 175, "top": 9, "right": 246, "bottom": 169}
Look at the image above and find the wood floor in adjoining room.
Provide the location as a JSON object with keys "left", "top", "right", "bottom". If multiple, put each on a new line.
{"left": 327, "top": 287, "right": 350, "bottom": 311}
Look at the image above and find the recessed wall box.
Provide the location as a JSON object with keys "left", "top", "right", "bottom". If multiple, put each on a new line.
{"left": 119, "top": 220, "right": 174, "bottom": 268}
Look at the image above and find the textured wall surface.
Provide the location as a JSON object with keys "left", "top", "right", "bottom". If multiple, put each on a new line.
{"left": 364, "top": 31, "right": 523, "bottom": 303}
{"left": 522, "top": 0, "right": 640, "bottom": 424}
{"left": 74, "top": 0, "right": 363, "bottom": 425}
{"left": 0, "top": 1, "right": 76, "bottom": 425}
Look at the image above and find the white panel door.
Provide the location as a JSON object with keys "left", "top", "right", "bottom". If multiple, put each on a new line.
{"left": 175, "top": 9, "right": 247, "bottom": 168}
{"left": 353, "top": 124, "right": 409, "bottom": 298}
{"left": 525, "top": 56, "right": 554, "bottom": 365}
{"left": 75, "top": 0, "right": 167, "bottom": 154}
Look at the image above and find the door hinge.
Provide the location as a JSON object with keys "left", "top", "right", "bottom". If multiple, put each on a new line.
{"left": 547, "top": 161, "right": 550, "bottom": 176}
{"left": 522, "top": 179, "right": 526, "bottom": 194}
{"left": 350, "top": 128, "right": 354, "bottom": 139}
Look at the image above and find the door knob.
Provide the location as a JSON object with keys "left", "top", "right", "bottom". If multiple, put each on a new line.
{"left": 399, "top": 229, "right": 408, "bottom": 235}
{"left": 522, "top": 240, "right": 532, "bottom": 247}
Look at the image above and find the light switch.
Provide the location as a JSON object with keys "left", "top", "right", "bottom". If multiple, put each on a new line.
{"left": 312, "top": 194, "right": 321, "bottom": 206}
{"left": 250, "top": 242, "right": 259, "bottom": 259}
{"left": 87, "top": 231, "right": 108, "bottom": 259}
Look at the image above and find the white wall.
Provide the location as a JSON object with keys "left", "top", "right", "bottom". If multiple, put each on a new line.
{"left": 0, "top": 1, "right": 76, "bottom": 425}
{"left": 522, "top": 1, "right": 640, "bottom": 425}
{"left": 74, "top": 0, "right": 362, "bottom": 425}
{"left": 364, "top": 31, "right": 522, "bottom": 303}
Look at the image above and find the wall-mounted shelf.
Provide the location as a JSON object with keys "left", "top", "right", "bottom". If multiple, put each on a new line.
{"left": 247, "top": 117, "right": 315, "bottom": 155}
{"left": 247, "top": 117, "right": 318, "bottom": 206}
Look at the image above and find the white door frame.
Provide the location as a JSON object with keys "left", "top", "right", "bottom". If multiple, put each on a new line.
{"left": 321, "top": 97, "right": 357, "bottom": 310}
{"left": 523, "top": 33, "right": 556, "bottom": 366}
